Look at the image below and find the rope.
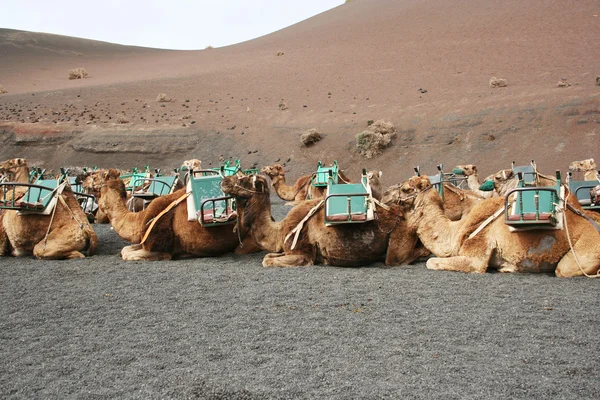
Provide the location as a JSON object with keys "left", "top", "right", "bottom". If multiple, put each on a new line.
{"left": 284, "top": 200, "right": 324, "bottom": 250}
{"left": 140, "top": 191, "right": 191, "bottom": 245}
{"left": 42, "top": 193, "right": 59, "bottom": 250}
{"left": 58, "top": 195, "right": 85, "bottom": 229}
{"left": 562, "top": 193, "right": 600, "bottom": 278}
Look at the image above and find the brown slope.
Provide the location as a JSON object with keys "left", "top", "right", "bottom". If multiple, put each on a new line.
{"left": 0, "top": 0, "right": 598, "bottom": 183}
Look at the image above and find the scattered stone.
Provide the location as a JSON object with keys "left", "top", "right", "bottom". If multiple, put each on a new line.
{"left": 301, "top": 128, "right": 322, "bottom": 146}
{"left": 489, "top": 77, "right": 507, "bottom": 88}
{"left": 276, "top": 51, "right": 284, "bottom": 56}
{"left": 557, "top": 78, "right": 571, "bottom": 87}
{"left": 596, "top": 76, "right": 600, "bottom": 86}
{"left": 278, "top": 100, "right": 288, "bottom": 111}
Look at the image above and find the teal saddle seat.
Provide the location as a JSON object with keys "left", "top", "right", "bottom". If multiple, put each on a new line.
{"left": 313, "top": 161, "right": 339, "bottom": 187}
{"left": 189, "top": 170, "right": 237, "bottom": 227}
{"left": 0, "top": 178, "right": 60, "bottom": 212}
{"left": 132, "top": 176, "right": 179, "bottom": 199}
{"left": 505, "top": 171, "right": 562, "bottom": 228}
{"left": 568, "top": 179, "right": 600, "bottom": 211}
{"left": 324, "top": 172, "right": 373, "bottom": 226}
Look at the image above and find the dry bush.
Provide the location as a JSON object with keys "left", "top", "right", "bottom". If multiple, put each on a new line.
{"left": 300, "top": 128, "right": 322, "bottom": 146}
{"left": 0, "top": 84, "right": 7, "bottom": 94}
{"left": 356, "top": 120, "right": 397, "bottom": 158}
{"left": 277, "top": 51, "right": 284, "bottom": 56}
{"left": 68, "top": 68, "right": 88, "bottom": 80}
{"left": 596, "top": 76, "right": 600, "bottom": 86}
{"left": 278, "top": 100, "right": 288, "bottom": 111}
{"left": 156, "top": 93, "right": 172, "bottom": 102}
{"left": 489, "top": 77, "right": 507, "bottom": 88}
{"left": 117, "top": 115, "right": 129, "bottom": 124}
{"left": 557, "top": 80, "right": 570, "bottom": 87}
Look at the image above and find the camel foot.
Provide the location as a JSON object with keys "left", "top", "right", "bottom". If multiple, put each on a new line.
{"left": 262, "top": 252, "right": 313, "bottom": 267}
{"left": 426, "top": 256, "right": 487, "bottom": 273}
{"left": 121, "top": 244, "right": 172, "bottom": 261}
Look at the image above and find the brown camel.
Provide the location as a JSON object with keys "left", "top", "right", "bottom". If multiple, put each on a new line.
{"left": 0, "top": 182, "right": 97, "bottom": 259}
{"left": 383, "top": 181, "right": 482, "bottom": 221}
{"left": 261, "top": 164, "right": 352, "bottom": 202}
{"left": 221, "top": 174, "right": 421, "bottom": 267}
{"left": 0, "top": 158, "right": 31, "bottom": 202}
{"left": 569, "top": 158, "right": 598, "bottom": 181}
{"left": 453, "top": 164, "right": 496, "bottom": 198}
{"left": 393, "top": 175, "right": 600, "bottom": 277}
{"left": 482, "top": 166, "right": 557, "bottom": 197}
{"left": 95, "top": 169, "right": 259, "bottom": 260}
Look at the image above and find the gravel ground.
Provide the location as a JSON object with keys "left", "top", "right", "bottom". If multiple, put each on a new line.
{"left": 1, "top": 197, "right": 599, "bottom": 399}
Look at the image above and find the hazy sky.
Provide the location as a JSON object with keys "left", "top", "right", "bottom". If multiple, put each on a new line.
{"left": 0, "top": 0, "right": 345, "bottom": 50}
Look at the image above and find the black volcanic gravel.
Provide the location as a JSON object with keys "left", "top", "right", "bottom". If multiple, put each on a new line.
{"left": 0, "top": 197, "right": 598, "bottom": 399}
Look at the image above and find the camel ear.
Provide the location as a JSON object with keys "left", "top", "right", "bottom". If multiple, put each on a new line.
{"left": 16, "top": 158, "right": 26, "bottom": 166}
{"left": 415, "top": 176, "right": 431, "bottom": 191}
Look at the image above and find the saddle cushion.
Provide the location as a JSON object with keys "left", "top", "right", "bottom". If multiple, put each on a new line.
{"left": 325, "top": 213, "right": 368, "bottom": 222}
{"left": 507, "top": 212, "right": 552, "bottom": 221}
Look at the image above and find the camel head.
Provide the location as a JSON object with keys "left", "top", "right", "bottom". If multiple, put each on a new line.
{"left": 453, "top": 164, "right": 477, "bottom": 176}
{"left": 182, "top": 159, "right": 202, "bottom": 170}
{"left": 221, "top": 174, "right": 270, "bottom": 199}
{"left": 479, "top": 169, "right": 515, "bottom": 193}
{"left": 366, "top": 170, "right": 383, "bottom": 201}
{"left": 568, "top": 158, "right": 596, "bottom": 172}
{"left": 383, "top": 175, "right": 432, "bottom": 206}
{"left": 261, "top": 164, "right": 285, "bottom": 179}
{"left": 0, "top": 157, "right": 27, "bottom": 174}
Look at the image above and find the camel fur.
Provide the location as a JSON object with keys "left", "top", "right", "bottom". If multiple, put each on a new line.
{"left": 221, "top": 174, "right": 421, "bottom": 267}
{"left": 395, "top": 175, "right": 600, "bottom": 277}
{"left": 0, "top": 183, "right": 97, "bottom": 259}
{"left": 95, "top": 169, "right": 259, "bottom": 260}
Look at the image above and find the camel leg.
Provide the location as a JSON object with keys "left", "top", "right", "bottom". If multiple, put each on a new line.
{"left": 234, "top": 235, "right": 263, "bottom": 255}
{"left": 33, "top": 232, "right": 86, "bottom": 259}
{"left": 121, "top": 244, "right": 172, "bottom": 261}
{"left": 555, "top": 239, "right": 600, "bottom": 277}
{"left": 426, "top": 256, "right": 488, "bottom": 273}
{"left": 262, "top": 252, "right": 314, "bottom": 267}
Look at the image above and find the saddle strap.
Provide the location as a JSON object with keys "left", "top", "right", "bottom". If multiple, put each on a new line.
{"left": 284, "top": 200, "right": 324, "bottom": 250}
{"left": 566, "top": 202, "right": 600, "bottom": 235}
{"left": 140, "top": 191, "right": 191, "bottom": 245}
{"left": 468, "top": 206, "right": 505, "bottom": 240}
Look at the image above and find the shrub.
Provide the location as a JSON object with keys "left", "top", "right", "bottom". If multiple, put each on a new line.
{"left": 0, "top": 84, "right": 6, "bottom": 94}
{"left": 356, "top": 120, "right": 396, "bottom": 158}
{"left": 117, "top": 115, "right": 129, "bottom": 124}
{"left": 278, "top": 100, "right": 288, "bottom": 111}
{"left": 300, "top": 128, "right": 321, "bottom": 146}
{"left": 489, "top": 77, "right": 507, "bottom": 88}
{"left": 156, "top": 93, "right": 172, "bottom": 102}
{"left": 596, "top": 76, "right": 600, "bottom": 86}
{"left": 68, "top": 68, "right": 88, "bottom": 80}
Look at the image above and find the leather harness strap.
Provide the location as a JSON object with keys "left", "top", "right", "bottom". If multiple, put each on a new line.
{"left": 140, "top": 191, "right": 191, "bottom": 245}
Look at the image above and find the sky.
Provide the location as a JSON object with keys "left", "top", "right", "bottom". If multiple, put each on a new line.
{"left": 0, "top": 0, "right": 345, "bottom": 50}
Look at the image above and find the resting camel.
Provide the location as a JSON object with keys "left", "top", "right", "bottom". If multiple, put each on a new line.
{"left": 0, "top": 158, "right": 31, "bottom": 202}
{"left": 393, "top": 175, "right": 600, "bottom": 277}
{"left": 221, "top": 174, "right": 422, "bottom": 267}
{"left": 94, "top": 169, "right": 259, "bottom": 260}
{"left": 383, "top": 180, "right": 483, "bottom": 221}
{"left": 261, "top": 164, "right": 352, "bottom": 202}
{"left": 569, "top": 158, "right": 598, "bottom": 181}
{"left": 0, "top": 182, "right": 97, "bottom": 259}
{"left": 453, "top": 164, "right": 495, "bottom": 198}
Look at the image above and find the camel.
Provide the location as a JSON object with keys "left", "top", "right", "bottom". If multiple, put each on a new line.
{"left": 383, "top": 180, "right": 483, "bottom": 221}
{"left": 453, "top": 164, "right": 496, "bottom": 198}
{"left": 94, "top": 169, "right": 259, "bottom": 260}
{"left": 0, "top": 182, "right": 97, "bottom": 259}
{"left": 0, "top": 158, "right": 30, "bottom": 184}
{"left": 480, "top": 163, "right": 557, "bottom": 197}
{"left": 392, "top": 175, "right": 600, "bottom": 277}
{"left": 261, "top": 164, "right": 352, "bottom": 202}
{"left": 569, "top": 158, "right": 598, "bottom": 181}
{"left": 221, "top": 174, "right": 422, "bottom": 267}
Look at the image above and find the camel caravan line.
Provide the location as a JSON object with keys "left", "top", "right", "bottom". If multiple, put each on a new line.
{"left": 1, "top": 157, "right": 599, "bottom": 278}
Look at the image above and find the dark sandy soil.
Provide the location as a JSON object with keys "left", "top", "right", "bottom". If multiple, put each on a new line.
{"left": 0, "top": 197, "right": 599, "bottom": 399}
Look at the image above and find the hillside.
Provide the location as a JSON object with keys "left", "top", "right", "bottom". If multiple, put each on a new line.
{"left": 0, "top": 0, "right": 598, "bottom": 182}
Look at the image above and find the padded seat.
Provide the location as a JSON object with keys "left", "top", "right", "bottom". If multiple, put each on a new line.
{"left": 507, "top": 212, "right": 552, "bottom": 221}
{"left": 325, "top": 213, "right": 367, "bottom": 222}
{"left": 198, "top": 208, "right": 237, "bottom": 224}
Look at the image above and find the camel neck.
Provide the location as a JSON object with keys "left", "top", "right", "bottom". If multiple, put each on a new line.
{"left": 410, "top": 190, "right": 458, "bottom": 257}
{"left": 102, "top": 185, "right": 143, "bottom": 243}
{"left": 13, "top": 167, "right": 30, "bottom": 183}
{"left": 241, "top": 194, "right": 281, "bottom": 252}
